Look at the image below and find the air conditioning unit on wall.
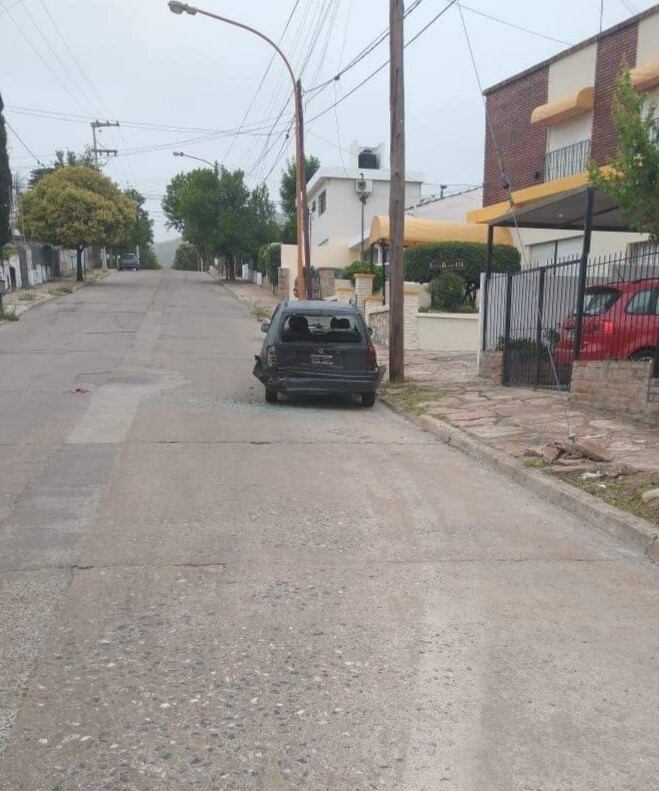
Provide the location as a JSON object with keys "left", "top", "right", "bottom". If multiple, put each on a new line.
{"left": 355, "top": 178, "right": 373, "bottom": 196}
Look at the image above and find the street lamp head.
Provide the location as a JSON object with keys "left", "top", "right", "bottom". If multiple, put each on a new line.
{"left": 168, "top": 1, "right": 197, "bottom": 15}
{"left": 173, "top": 151, "right": 184, "bottom": 157}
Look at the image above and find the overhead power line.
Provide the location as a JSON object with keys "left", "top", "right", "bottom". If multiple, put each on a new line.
{"left": 306, "top": 0, "right": 458, "bottom": 125}
{"left": 459, "top": 4, "right": 572, "bottom": 46}
{"left": 5, "top": 120, "right": 46, "bottom": 166}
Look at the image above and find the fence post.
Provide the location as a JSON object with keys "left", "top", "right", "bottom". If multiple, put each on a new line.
{"left": 653, "top": 329, "right": 659, "bottom": 379}
{"left": 534, "top": 267, "right": 546, "bottom": 386}
{"left": 502, "top": 271, "right": 513, "bottom": 385}
{"left": 573, "top": 186, "right": 594, "bottom": 361}
{"left": 481, "top": 224, "right": 494, "bottom": 351}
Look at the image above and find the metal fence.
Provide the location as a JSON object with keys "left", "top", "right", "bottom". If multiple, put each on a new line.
{"left": 483, "top": 246, "right": 659, "bottom": 389}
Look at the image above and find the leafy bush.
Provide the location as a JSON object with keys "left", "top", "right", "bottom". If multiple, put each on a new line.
{"left": 139, "top": 246, "right": 161, "bottom": 269}
{"left": 257, "top": 243, "right": 281, "bottom": 284}
{"left": 405, "top": 242, "right": 520, "bottom": 304}
{"left": 173, "top": 242, "right": 199, "bottom": 271}
{"left": 430, "top": 272, "right": 464, "bottom": 311}
{"left": 341, "top": 260, "right": 384, "bottom": 294}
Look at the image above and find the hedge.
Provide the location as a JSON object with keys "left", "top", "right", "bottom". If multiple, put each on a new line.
{"left": 405, "top": 242, "right": 520, "bottom": 290}
{"left": 257, "top": 243, "right": 281, "bottom": 284}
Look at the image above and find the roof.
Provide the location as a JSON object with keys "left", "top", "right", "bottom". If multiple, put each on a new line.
{"left": 484, "top": 3, "right": 659, "bottom": 95}
{"left": 368, "top": 215, "right": 513, "bottom": 246}
{"left": 281, "top": 300, "right": 358, "bottom": 313}
{"left": 466, "top": 170, "right": 631, "bottom": 232}
{"left": 307, "top": 166, "right": 425, "bottom": 195}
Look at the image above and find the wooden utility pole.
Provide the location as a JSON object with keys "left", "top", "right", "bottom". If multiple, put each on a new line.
{"left": 295, "top": 79, "right": 312, "bottom": 300}
{"left": 388, "top": 0, "right": 405, "bottom": 382}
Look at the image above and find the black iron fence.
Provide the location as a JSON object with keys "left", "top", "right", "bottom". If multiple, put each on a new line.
{"left": 483, "top": 246, "right": 659, "bottom": 389}
{"left": 544, "top": 139, "right": 591, "bottom": 182}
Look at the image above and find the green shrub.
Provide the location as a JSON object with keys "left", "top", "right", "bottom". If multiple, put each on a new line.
{"left": 341, "top": 260, "right": 384, "bottom": 294}
{"left": 173, "top": 242, "right": 200, "bottom": 271}
{"left": 139, "top": 247, "right": 161, "bottom": 269}
{"left": 430, "top": 272, "right": 465, "bottom": 311}
{"left": 405, "top": 242, "right": 520, "bottom": 304}
{"left": 256, "top": 243, "right": 281, "bottom": 284}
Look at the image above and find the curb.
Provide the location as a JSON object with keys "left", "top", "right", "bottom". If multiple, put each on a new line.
{"left": 1, "top": 271, "right": 111, "bottom": 321}
{"left": 380, "top": 393, "right": 659, "bottom": 565}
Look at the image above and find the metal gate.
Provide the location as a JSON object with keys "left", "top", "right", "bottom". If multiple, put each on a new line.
{"left": 483, "top": 248, "right": 659, "bottom": 390}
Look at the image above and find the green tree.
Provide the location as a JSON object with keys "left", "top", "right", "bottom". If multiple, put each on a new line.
{"left": 246, "top": 183, "right": 278, "bottom": 262}
{"left": 20, "top": 166, "right": 135, "bottom": 281}
{"left": 162, "top": 166, "right": 261, "bottom": 279}
{"left": 0, "top": 93, "right": 11, "bottom": 251}
{"left": 589, "top": 66, "right": 659, "bottom": 244}
{"left": 279, "top": 155, "right": 319, "bottom": 244}
{"left": 173, "top": 241, "right": 199, "bottom": 271}
{"left": 30, "top": 148, "right": 98, "bottom": 187}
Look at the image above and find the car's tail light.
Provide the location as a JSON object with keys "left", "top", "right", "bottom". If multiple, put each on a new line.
{"left": 367, "top": 345, "right": 377, "bottom": 370}
{"left": 588, "top": 320, "right": 614, "bottom": 335}
{"left": 267, "top": 345, "right": 277, "bottom": 367}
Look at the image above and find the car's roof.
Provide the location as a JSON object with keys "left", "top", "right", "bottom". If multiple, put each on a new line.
{"left": 281, "top": 300, "right": 359, "bottom": 314}
{"left": 588, "top": 278, "right": 659, "bottom": 292}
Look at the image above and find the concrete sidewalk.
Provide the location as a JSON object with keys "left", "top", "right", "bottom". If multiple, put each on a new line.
{"left": 1, "top": 270, "right": 108, "bottom": 318}
{"left": 383, "top": 350, "right": 659, "bottom": 529}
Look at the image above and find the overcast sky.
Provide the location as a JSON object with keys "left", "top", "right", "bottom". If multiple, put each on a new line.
{"left": 1, "top": 0, "right": 655, "bottom": 241}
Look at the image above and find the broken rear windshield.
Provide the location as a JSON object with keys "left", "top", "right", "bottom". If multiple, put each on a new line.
{"left": 280, "top": 313, "right": 363, "bottom": 344}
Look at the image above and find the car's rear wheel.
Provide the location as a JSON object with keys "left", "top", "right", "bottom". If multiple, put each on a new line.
{"left": 630, "top": 347, "right": 655, "bottom": 362}
{"left": 265, "top": 386, "right": 278, "bottom": 404}
{"left": 360, "top": 392, "right": 376, "bottom": 407}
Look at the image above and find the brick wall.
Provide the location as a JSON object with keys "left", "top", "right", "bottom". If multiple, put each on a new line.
{"left": 483, "top": 66, "right": 548, "bottom": 206}
{"left": 570, "top": 359, "right": 651, "bottom": 416}
{"left": 478, "top": 350, "right": 504, "bottom": 383}
{"left": 591, "top": 22, "right": 638, "bottom": 164}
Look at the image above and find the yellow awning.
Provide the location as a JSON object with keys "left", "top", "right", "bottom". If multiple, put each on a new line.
{"left": 631, "top": 58, "right": 659, "bottom": 92}
{"left": 368, "top": 216, "right": 513, "bottom": 246}
{"left": 530, "top": 86, "right": 594, "bottom": 126}
{"left": 466, "top": 172, "right": 590, "bottom": 225}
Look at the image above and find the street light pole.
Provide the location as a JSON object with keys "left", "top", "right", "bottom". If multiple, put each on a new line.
{"left": 167, "top": 1, "right": 311, "bottom": 299}
{"left": 173, "top": 151, "right": 218, "bottom": 174}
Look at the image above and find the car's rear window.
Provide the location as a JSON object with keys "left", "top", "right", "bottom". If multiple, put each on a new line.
{"left": 583, "top": 287, "right": 621, "bottom": 316}
{"left": 280, "top": 313, "right": 363, "bottom": 344}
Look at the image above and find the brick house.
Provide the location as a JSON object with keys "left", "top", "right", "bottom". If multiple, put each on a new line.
{"left": 469, "top": 4, "right": 659, "bottom": 267}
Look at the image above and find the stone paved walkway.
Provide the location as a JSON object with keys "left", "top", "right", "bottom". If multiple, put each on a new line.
{"left": 216, "top": 281, "right": 659, "bottom": 472}
{"left": 383, "top": 350, "right": 659, "bottom": 472}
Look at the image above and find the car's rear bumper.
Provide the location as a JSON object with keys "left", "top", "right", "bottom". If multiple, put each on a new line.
{"left": 253, "top": 358, "right": 385, "bottom": 394}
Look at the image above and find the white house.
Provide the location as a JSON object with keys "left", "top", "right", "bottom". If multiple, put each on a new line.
{"left": 306, "top": 143, "right": 424, "bottom": 270}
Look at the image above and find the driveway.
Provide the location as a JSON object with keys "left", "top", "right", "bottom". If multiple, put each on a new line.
{"left": 0, "top": 270, "right": 658, "bottom": 790}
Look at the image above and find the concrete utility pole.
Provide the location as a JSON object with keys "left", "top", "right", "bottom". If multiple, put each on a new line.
{"left": 91, "top": 120, "right": 119, "bottom": 271}
{"left": 388, "top": 0, "right": 406, "bottom": 382}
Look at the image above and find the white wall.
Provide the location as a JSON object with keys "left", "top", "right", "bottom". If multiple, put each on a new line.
{"left": 308, "top": 174, "right": 422, "bottom": 246}
{"left": 637, "top": 10, "right": 659, "bottom": 64}
{"left": 547, "top": 43, "right": 597, "bottom": 101}
{"left": 417, "top": 313, "right": 480, "bottom": 353}
{"left": 406, "top": 187, "right": 483, "bottom": 222}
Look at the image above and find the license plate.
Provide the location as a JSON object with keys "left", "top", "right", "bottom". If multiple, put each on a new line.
{"left": 310, "top": 353, "right": 334, "bottom": 366}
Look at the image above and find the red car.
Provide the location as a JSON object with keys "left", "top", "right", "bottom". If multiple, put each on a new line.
{"left": 554, "top": 279, "right": 659, "bottom": 364}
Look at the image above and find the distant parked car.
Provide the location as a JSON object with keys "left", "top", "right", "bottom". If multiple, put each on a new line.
{"left": 253, "top": 301, "right": 385, "bottom": 406}
{"left": 554, "top": 278, "right": 659, "bottom": 364}
{"left": 118, "top": 253, "right": 140, "bottom": 271}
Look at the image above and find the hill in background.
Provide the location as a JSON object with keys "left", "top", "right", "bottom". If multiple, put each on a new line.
{"left": 154, "top": 237, "right": 181, "bottom": 268}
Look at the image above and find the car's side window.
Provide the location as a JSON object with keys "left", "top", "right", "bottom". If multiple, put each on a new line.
{"left": 625, "top": 289, "right": 657, "bottom": 316}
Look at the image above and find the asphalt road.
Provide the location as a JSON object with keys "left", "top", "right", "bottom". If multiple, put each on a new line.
{"left": 1, "top": 270, "right": 658, "bottom": 791}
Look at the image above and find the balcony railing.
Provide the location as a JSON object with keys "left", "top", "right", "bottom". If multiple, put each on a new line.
{"left": 544, "top": 139, "right": 591, "bottom": 182}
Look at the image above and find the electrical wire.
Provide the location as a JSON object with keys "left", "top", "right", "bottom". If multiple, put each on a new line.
{"left": 459, "top": 4, "right": 572, "bottom": 46}
{"left": 222, "top": 0, "right": 302, "bottom": 166}
{"left": 306, "top": 0, "right": 458, "bottom": 126}
{"left": 5, "top": 120, "right": 46, "bottom": 166}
